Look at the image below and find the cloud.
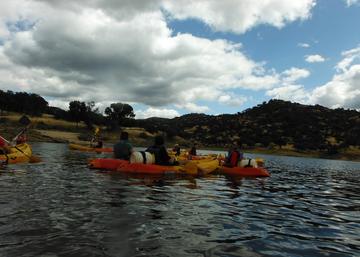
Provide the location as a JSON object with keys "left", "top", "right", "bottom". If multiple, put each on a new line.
{"left": 305, "top": 54, "right": 326, "bottom": 63}
{"left": 218, "top": 94, "right": 247, "bottom": 107}
{"left": 175, "top": 102, "right": 210, "bottom": 113}
{"left": 136, "top": 107, "right": 180, "bottom": 119}
{"left": 335, "top": 46, "right": 360, "bottom": 72}
{"left": 345, "top": 0, "right": 360, "bottom": 6}
{"left": 298, "top": 42, "right": 310, "bottom": 48}
{"left": 266, "top": 84, "right": 309, "bottom": 103}
{"left": 163, "top": 0, "right": 316, "bottom": 34}
{"left": 308, "top": 46, "right": 360, "bottom": 109}
{"left": 281, "top": 67, "right": 310, "bottom": 83}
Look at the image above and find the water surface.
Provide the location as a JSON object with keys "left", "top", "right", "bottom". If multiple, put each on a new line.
{"left": 0, "top": 142, "right": 359, "bottom": 257}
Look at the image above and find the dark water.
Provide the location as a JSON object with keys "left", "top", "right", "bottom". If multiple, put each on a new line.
{"left": 0, "top": 142, "right": 359, "bottom": 257}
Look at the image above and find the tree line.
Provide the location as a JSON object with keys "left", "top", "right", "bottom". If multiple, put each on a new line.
{"left": 1, "top": 90, "right": 359, "bottom": 152}
{"left": 0, "top": 90, "right": 135, "bottom": 130}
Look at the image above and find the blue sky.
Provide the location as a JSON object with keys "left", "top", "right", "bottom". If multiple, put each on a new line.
{"left": 0, "top": 0, "right": 359, "bottom": 118}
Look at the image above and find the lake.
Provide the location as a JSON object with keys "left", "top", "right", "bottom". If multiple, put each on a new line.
{"left": 0, "top": 142, "right": 359, "bottom": 257}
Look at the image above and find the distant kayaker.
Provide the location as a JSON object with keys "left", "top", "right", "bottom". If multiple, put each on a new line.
{"left": 172, "top": 144, "right": 181, "bottom": 156}
{"left": 90, "top": 127, "right": 103, "bottom": 148}
{"left": 188, "top": 143, "right": 197, "bottom": 156}
{"left": 225, "top": 141, "right": 243, "bottom": 167}
{"left": 113, "top": 131, "right": 133, "bottom": 160}
{"left": 91, "top": 138, "right": 103, "bottom": 148}
{"left": 146, "top": 136, "right": 176, "bottom": 165}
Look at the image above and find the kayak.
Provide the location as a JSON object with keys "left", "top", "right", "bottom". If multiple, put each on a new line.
{"left": 218, "top": 166, "right": 270, "bottom": 177}
{"left": 69, "top": 143, "right": 113, "bottom": 153}
{"left": 190, "top": 159, "right": 219, "bottom": 175}
{"left": 0, "top": 143, "right": 32, "bottom": 164}
{"left": 89, "top": 158, "right": 190, "bottom": 175}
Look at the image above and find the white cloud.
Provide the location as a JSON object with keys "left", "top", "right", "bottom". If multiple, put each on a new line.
{"left": 266, "top": 84, "right": 309, "bottom": 103}
{"left": 136, "top": 107, "right": 180, "bottom": 119}
{"left": 306, "top": 45, "right": 360, "bottom": 109}
{"left": 305, "top": 54, "right": 326, "bottom": 63}
{"left": 218, "top": 94, "right": 247, "bottom": 106}
{"left": 345, "top": 0, "right": 360, "bottom": 6}
{"left": 281, "top": 67, "right": 310, "bottom": 83}
{"left": 335, "top": 46, "right": 360, "bottom": 72}
{"left": 163, "top": 0, "right": 315, "bottom": 34}
{"left": 175, "top": 102, "right": 210, "bottom": 113}
{"left": 298, "top": 43, "right": 310, "bottom": 48}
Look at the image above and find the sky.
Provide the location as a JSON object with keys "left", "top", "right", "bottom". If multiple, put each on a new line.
{"left": 0, "top": 0, "right": 359, "bottom": 119}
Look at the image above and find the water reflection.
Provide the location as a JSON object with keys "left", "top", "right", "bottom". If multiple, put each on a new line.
{"left": 0, "top": 142, "right": 359, "bottom": 257}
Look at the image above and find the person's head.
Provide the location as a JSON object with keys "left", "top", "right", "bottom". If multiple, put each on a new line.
{"left": 154, "top": 135, "right": 164, "bottom": 146}
{"left": 174, "top": 143, "right": 179, "bottom": 147}
{"left": 120, "top": 131, "right": 129, "bottom": 140}
{"left": 234, "top": 140, "right": 241, "bottom": 148}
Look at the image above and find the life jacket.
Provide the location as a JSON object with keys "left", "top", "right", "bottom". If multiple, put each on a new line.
{"left": 228, "top": 150, "right": 243, "bottom": 167}
{"left": 146, "top": 145, "right": 161, "bottom": 164}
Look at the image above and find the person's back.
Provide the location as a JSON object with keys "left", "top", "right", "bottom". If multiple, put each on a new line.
{"left": 113, "top": 132, "right": 133, "bottom": 160}
{"left": 189, "top": 144, "right": 197, "bottom": 156}
{"left": 146, "top": 136, "right": 171, "bottom": 165}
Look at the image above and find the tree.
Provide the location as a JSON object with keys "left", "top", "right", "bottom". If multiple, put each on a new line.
{"left": 105, "top": 103, "right": 135, "bottom": 130}
{"left": 69, "top": 101, "right": 87, "bottom": 127}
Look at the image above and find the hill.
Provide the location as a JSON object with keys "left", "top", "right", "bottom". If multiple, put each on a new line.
{"left": 1, "top": 97, "right": 359, "bottom": 161}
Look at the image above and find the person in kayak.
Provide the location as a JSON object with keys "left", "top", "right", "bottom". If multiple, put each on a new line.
{"left": 224, "top": 140, "right": 243, "bottom": 167}
{"left": 172, "top": 144, "right": 181, "bottom": 156}
{"left": 187, "top": 143, "right": 197, "bottom": 160}
{"left": 91, "top": 137, "right": 103, "bottom": 148}
{"left": 90, "top": 127, "right": 103, "bottom": 148}
{"left": 113, "top": 131, "right": 133, "bottom": 160}
{"left": 15, "top": 134, "right": 27, "bottom": 145}
{"left": 146, "top": 136, "right": 177, "bottom": 165}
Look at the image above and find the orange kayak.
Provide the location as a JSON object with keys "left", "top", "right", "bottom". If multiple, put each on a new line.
{"left": 219, "top": 166, "right": 270, "bottom": 177}
{"left": 69, "top": 143, "right": 113, "bottom": 153}
{"left": 89, "top": 158, "right": 184, "bottom": 175}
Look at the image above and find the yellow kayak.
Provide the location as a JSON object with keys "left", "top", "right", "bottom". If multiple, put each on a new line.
{"left": 69, "top": 143, "right": 113, "bottom": 153}
{"left": 0, "top": 143, "right": 32, "bottom": 164}
{"left": 195, "top": 159, "right": 219, "bottom": 175}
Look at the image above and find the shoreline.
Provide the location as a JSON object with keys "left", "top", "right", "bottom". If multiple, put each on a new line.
{"left": 33, "top": 129, "right": 360, "bottom": 162}
{"left": 1, "top": 126, "right": 359, "bottom": 162}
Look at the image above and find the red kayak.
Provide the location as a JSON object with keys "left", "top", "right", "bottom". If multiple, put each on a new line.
{"left": 219, "top": 166, "right": 270, "bottom": 177}
{"left": 89, "top": 158, "right": 185, "bottom": 175}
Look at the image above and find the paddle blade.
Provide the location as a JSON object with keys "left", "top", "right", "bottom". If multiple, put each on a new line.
{"left": 29, "top": 155, "right": 42, "bottom": 163}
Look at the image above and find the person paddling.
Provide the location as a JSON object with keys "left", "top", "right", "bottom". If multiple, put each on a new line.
{"left": 225, "top": 140, "right": 243, "bottom": 167}
{"left": 172, "top": 144, "right": 181, "bottom": 156}
{"left": 113, "top": 131, "right": 134, "bottom": 160}
{"left": 146, "top": 136, "right": 177, "bottom": 166}
{"left": 90, "top": 127, "right": 103, "bottom": 148}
